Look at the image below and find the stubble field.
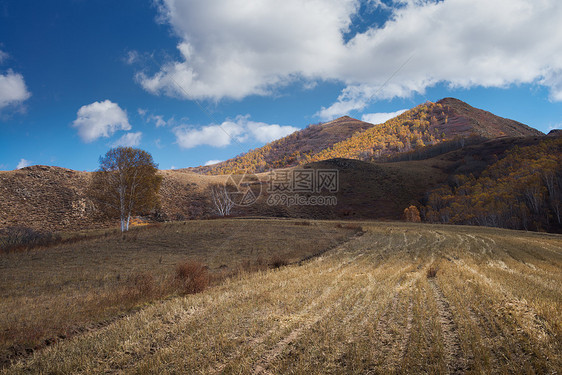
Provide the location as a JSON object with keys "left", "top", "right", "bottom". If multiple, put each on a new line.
{"left": 2, "top": 220, "right": 561, "bottom": 374}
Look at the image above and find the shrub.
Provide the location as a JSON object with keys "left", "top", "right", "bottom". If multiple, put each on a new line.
{"left": 175, "top": 260, "right": 209, "bottom": 294}
{"left": 269, "top": 255, "right": 289, "bottom": 269}
{"left": 127, "top": 271, "right": 155, "bottom": 296}
{"left": 426, "top": 265, "right": 439, "bottom": 278}
{"left": 0, "top": 226, "right": 62, "bottom": 253}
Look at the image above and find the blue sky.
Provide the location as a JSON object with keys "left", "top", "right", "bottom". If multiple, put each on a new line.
{"left": 1, "top": 0, "right": 561, "bottom": 171}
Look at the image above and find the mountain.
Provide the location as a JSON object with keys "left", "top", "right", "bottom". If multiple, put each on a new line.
{"left": 304, "top": 98, "right": 543, "bottom": 164}
{"left": 0, "top": 98, "right": 551, "bottom": 233}
{"left": 189, "top": 116, "right": 375, "bottom": 175}
{"left": 191, "top": 98, "right": 542, "bottom": 175}
{"left": 433, "top": 97, "right": 541, "bottom": 138}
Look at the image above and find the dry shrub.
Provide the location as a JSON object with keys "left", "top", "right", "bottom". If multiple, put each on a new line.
{"left": 269, "top": 255, "right": 289, "bottom": 269}
{"left": 0, "top": 226, "right": 62, "bottom": 253}
{"left": 175, "top": 260, "right": 209, "bottom": 294}
{"left": 294, "top": 221, "right": 312, "bottom": 226}
{"left": 426, "top": 265, "right": 439, "bottom": 278}
{"left": 127, "top": 271, "right": 155, "bottom": 296}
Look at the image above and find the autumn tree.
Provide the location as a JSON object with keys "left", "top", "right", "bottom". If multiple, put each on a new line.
{"left": 403, "top": 205, "right": 421, "bottom": 222}
{"left": 89, "top": 147, "right": 162, "bottom": 232}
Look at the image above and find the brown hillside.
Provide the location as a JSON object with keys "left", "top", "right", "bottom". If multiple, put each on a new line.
{"left": 436, "top": 97, "right": 543, "bottom": 138}
{"left": 0, "top": 167, "right": 225, "bottom": 232}
{"left": 0, "top": 135, "right": 552, "bottom": 232}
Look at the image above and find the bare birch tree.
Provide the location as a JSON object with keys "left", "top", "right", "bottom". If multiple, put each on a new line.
{"left": 89, "top": 147, "right": 162, "bottom": 232}
{"left": 209, "top": 183, "right": 234, "bottom": 216}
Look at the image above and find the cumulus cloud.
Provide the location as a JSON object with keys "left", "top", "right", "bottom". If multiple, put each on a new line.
{"left": 361, "top": 109, "right": 408, "bottom": 124}
{"left": 204, "top": 159, "right": 223, "bottom": 166}
{"left": 173, "top": 115, "right": 298, "bottom": 149}
{"left": 112, "top": 132, "right": 142, "bottom": 147}
{"left": 16, "top": 158, "right": 31, "bottom": 169}
{"left": 0, "top": 70, "right": 31, "bottom": 111}
{"left": 141, "top": 0, "right": 562, "bottom": 114}
{"left": 72, "top": 100, "right": 131, "bottom": 143}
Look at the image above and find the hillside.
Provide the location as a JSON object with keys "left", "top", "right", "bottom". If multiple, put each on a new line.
{"left": 424, "top": 136, "right": 562, "bottom": 232}
{"left": 304, "top": 98, "right": 543, "bottom": 164}
{"left": 0, "top": 98, "right": 550, "bottom": 233}
{"left": 191, "top": 98, "right": 542, "bottom": 175}
{"left": 0, "top": 167, "right": 224, "bottom": 231}
{"left": 189, "top": 116, "right": 375, "bottom": 174}
{"left": 0, "top": 135, "right": 555, "bottom": 233}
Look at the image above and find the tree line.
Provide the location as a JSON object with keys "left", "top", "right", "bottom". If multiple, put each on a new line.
{"left": 422, "top": 137, "right": 562, "bottom": 232}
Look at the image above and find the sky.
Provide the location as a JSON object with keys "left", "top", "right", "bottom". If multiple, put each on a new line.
{"left": 1, "top": 0, "right": 561, "bottom": 171}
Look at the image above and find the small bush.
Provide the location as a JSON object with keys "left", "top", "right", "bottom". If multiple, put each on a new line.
{"left": 269, "top": 255, "right": 289, "bottom": 269}
{"left": 127, "top": 271, "right": 155, "bottom": 295}
{"left": 175, "top": 260, "right": 209, "bottom": 294}
{"left": 426, "top": 265, "right": 439, "bottom": 278}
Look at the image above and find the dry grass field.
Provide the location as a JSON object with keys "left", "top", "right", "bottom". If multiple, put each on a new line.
{"left": 0, "top": 219, "right": 358, "bottom": 368}
{"left": 2, "top": 220, "right": 562, "bottom": 374}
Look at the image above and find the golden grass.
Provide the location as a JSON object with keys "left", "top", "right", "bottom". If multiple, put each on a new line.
{"left": 2, "top": 221, "right": 561, "bottom": 373}
{"left": 0, "top": 219, "right": 356, "bottom": 368}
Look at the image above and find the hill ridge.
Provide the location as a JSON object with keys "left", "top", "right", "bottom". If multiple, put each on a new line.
{"left": 191, "top": 98, "right": 542, "bottom": 175}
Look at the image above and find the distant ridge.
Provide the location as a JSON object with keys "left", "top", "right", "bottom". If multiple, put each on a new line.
{"left": 189, "top": 98, "right": 543, "bottom": 175}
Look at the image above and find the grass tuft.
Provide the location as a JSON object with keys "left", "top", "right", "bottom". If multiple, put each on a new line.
{"left": 426, "top": 265, "right": 439, "bottom": 278}
{"left": 175, "top": 260, "right": 209, "bottom": 294}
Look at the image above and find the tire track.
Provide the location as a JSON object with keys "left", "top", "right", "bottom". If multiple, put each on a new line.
{"left": 429, "top": 279, "right": 467, "bottom": 374}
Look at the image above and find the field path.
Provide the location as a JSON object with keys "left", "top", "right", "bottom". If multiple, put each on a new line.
{"left": 429, "top": 279, "right": 467, "bottom": 374}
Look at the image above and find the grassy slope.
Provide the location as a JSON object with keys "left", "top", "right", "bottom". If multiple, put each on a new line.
{"left": 4, "top": 221, "right": 561, "bottom": 374}
{"left": 0, "top": 219, "right": 358, "bottom": 367}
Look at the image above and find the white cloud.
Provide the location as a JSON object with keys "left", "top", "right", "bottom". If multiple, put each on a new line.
{"left": 140, "top": 0, "right": 357, "bottom": 100}
{"left": 72, "top": 100, "right": 131, "bottom": 143}
{"left": 124, "top": 50, "right": 140, "bottom": 65}
{"left": 0, "top": 70, "right": 31, "bottom": 111}
{"left": 141, "top": 0, "right": 562, "bottom": 111}
{"left": 16, "top": 158, "right": 31, "bottom": 169}
{"left": 112, "top": 132, "right": 142, "bottom": 147}
{"left": 361, "top": 109, "right": 408, "bottom": 124}
{"left": 138, "top": 108, "right": 173, "bottom": 127}
{"left": 0, "top": 50, "right": 8, "bottom": 63}
{"left": 204, "top": 159, "right": 223, "bottom": 166}
{"left": 149, "top": 114, "right": 168, "bottom": 127}
{"left": 246, "top": 122, "right": 298, "bottom": 143}
{"left": 173, "top": 115, "right": 298, "bottom": 149}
